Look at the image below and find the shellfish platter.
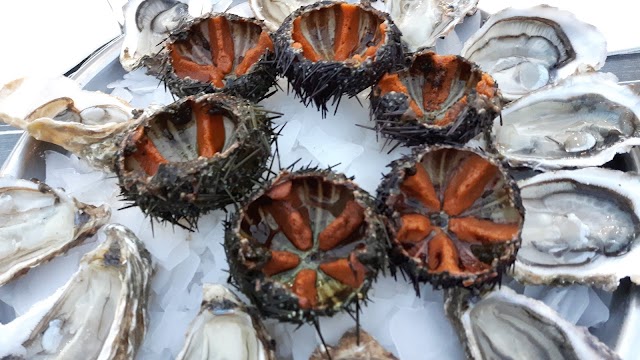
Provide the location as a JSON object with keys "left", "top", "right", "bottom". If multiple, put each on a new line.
{"left": 0, "top": 0, "right": 639, "bottom": 359}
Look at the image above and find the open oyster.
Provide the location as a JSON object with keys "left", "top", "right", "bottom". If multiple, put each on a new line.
{"left": 274, "top": 1, "right": 403, "bottom": 115}
{"left": 0, "top": 178, "right": 110, "bottom": 287}
{"left": 250, "top": 0, "right": 316, "bottom": 31}
{"left": 371, "top": 50, "right": 500, "bottom": 146}
{"left": 513, "top": 168, "right": 640, "bottom": 291}
{"left": 163, "top": 13, "right": 277, "bottom": 101}
{"left": 176, "top": 284, "right": 276, "bottom": 360}
{"left": 4, "top": 224, "right": 153, "bottom": 359}
{"left": 460, "top": 5, "right": 607, "bottom": 100}
{"left": 385, "top": 0, "right": 478, "bottom": 52}
{"left": 491, "top": 73, "right": 640, "bottom": 170}
{"left": 0, "top": 76, "right": 137, "bottom": 171}
{"left": 309, "top": 328, "right": 398, "bottom": 360}
{"left": 226, "top": 168, "right": 387, "bottom": 322}
{"left": 115, "top": 93, "right": 276, "bottom": 228}
{"left": 445, "top": 287, "right": 620, "bottom": 359}
{"left": 377, "top": 145, "right": 524, "bottom": 290}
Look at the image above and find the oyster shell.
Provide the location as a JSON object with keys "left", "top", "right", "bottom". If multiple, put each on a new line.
{"left": 4, "top": 224, "right": 153, "bottom": 359}
{"left": 309, "top": 328, "right": 398, "bottom": 360}
{"left": 162, "top": 13, "right": 277, "bottom": 101}
{"left": 513, "top": 168, "right": 640, "bottom": 291}
{"left": 176, "top": 284, "right": 276, "bottom": 360}
{"left": 377, "top": 145, "right": 523, "bottom": 290}
{"left": 460, "top": 5, "right": 607, "bottom": 100}
{"left": 371, "top": 50, "right": 501, "bottom": 146}
{"left": 115, "top": 93, "right": 277, "bottom": 228}
{"left": 491, "top": 73, "right": 640, "bottom": 170}
{"left": 0, "top": 178, "right": 110, "bottom": 287}
{"left": 0, "top": 76, "right": 137, "bottom": 171}
{"left": 250, "top": 0, "right": 316, "bottom": 31}
{"left": 445, "top": 287, "right": 620, "bottom": 360}
{"left": 226, "top": 168, "right": 387, "bottom": 322}
{"left": 385, "top": 0, "right": 478, "bottom": 52}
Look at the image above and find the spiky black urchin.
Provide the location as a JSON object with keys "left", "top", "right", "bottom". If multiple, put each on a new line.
{"left": 274, "top": 1, "right": 403, "bottom": 116}
{"left": 161, "top": 13, "right": 278, "bottom": 102}
{"left": 115, "top": 93, "right": 279, "bottom": 230}
{"left": 224, "top": 168, "right": 388, "bottom": 323}
{"left": 376, "top": 144, "right": 523, "bottom": 293}
{"left": 370, "top": 50, "right": 502, "bottom": 147}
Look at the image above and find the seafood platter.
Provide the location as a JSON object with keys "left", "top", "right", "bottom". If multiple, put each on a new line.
{"left": 0, "top": 0, "right": 639, "bottom": 358}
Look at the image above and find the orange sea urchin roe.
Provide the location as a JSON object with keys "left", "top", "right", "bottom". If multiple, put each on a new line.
{"left": 129, "top": 127, "right": 168, "bottom": 176}
{"left": 194, "top": 102, "right": 226, "bottom": 158}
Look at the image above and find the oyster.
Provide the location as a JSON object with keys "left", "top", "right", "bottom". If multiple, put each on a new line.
{"left": 385, "top": 0, "right": 478, "bottom": 52}
{"left": 274, "top": 1, "right": 403, "bottom": 115}
{"left": 460, "top": 5, "right": 607, "bottom": 100}
{"left": 226, "top": 168, "right": 387, "bottom": 322}
{"left": 163, "top": 13, "right": 277, "bottom": 101}
{"left": 514, "top": 168, "right": 640, "bottom": 291}
{"left": 0, "top": 76, "right": 137, "bottom": 171}
{"left": 250, "top": 0, "right": 316, "bottom": 31}
{"left": 176, "top": 284, "right": 276, "bottom": 360}
{"left": 371, "top": 50, "right": 501, "bottom": 146}
{"left": 377, "top": 145, "right": 523, "bottom": 290}
{"left": 3, "top": 224, "right": 153, "bottom": 359}
{"left": 115, "top": 93, "right": 277, "bottom": 228}
{"left": 445, "top": 287, "right": 620, "bottom": 359}
{"left": 491, "top": 73, "right": 640, "bottom": 170}
{"left": 0, "top": 178, "right": 110, "bottom": 287}
{"left": 309, "top": 328, "right": 398, "bottom": 360}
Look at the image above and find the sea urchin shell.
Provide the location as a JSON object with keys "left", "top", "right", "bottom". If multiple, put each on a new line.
{"left": 274, "top": 1, "right": 403, "bottom": 115}
{"left": 163, "top": 13, "right": 277, "bottom": 101}
{"left": 115, "top": 93, "right": 277, "bottom": 229}
{"left": 225, "top": 169, "right": 387, "bottom": 322}
{"left": 377, "top": 145, "right": 523, "bottom": 290}
{"left": 370, "top": 50, "right": 501, "bottom": 146}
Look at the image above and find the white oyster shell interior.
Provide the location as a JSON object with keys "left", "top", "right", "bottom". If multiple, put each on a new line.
{"left": 514, "top": 168, "right": 640, "bottom": 291}
{"left": 249, "top": 0, "right": 316, "bottom": 31}
{"left": 0, "top": 178, "right": 110, "bottom": 287}
{"left": 461, "top": 5, "right": 607, "bottom": 100}
{"left": 176, "top": 284, "right": 275, "bottom": 360}
{"left": 386, "top": 0, "right": 478, "bottom": 52}
{"left": 492, "top": 72, "right": 640, "bottom": 170}
{"left": 0, "top": 76, "right": 137, "bottom": 170}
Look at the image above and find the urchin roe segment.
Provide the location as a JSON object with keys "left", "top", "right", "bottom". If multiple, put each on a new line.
{"left": 123, "top": 99, "right": 235, "bottom": 175}
{"left": 394, "top": 148, "right": 522, "bottom": 284}
{"left": 239, "top": 174, "right": 372, "bottom": 310}
{"left": 169, "top": 16, "right": 273, "bottom": 86}
{"left": 291, "top": 3, "right": 386, "bottom": 63}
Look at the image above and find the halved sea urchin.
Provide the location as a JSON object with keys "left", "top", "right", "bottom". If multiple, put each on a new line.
{"left": 377, "top": 145, "right": 523, "bottom": 290}
{"left": 115, "top": 93, "right": 277, "bottom": 229}
{"left": 370, "top": 50, "right": 501, "bottom": 146}
{"left": 274, "top": 1, "right": 403, "bottom": 115}
{"left": 163, "top": 13, "right": 277, "bottom": 101}
{"left": 225, "top": 169, "right": 387, "bottom": 322}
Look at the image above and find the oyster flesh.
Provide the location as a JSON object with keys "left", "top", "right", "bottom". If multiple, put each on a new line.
{"left": 385, "top": 0, "right": 478, "bottom": 52}
{"left": 250, "top": 0, "right": 316, "bottom": 31}
{"left": 445, "top": 287, "right": 620, "bottom": 360}
{"left": 1, "top": 224, "right": 152, "bottom": 359}
{"left": 461, "top": 5, "right": 607, "bottom": 100}
{"left": 0, "top": 178, "right": 110, "bottom": 287}
{"left": 514, "top": 168, "right": 640, "bottom": 291}
{"left": 0, "top": 76, "right": 137, "bottom": 171}
{"left": 491, "top": 73, "right": 640, "bottom": 170}
{"left": 309, "top": 328, "right": 398, "bottom": 360}
{"left": 176, "top": 284, "right": 276, "bottom": 360}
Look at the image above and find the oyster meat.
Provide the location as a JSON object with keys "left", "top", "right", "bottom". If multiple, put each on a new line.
{"left": 1, "top": 224, "right": 153, "bottom": 359}
{"left": 514, "top": 168, "right": 640, "bottom": 291}
{"left": 176, "top": 284, "right": 276, "bottom": 360}
{"left": 250, "top": 0, "right": 316, "bottom": 31}
{"left": 445, "top": 287, "right": 620, "bottom": 360}
{"left": 0, "top": 178, "right": 110, "bottom": 287}
{"left": 461, "top": 5, "right": 607, "bottom": 100}
{"left": 309, "top": 328, "right": 398, "bottom": 360}
{"left": 491, "top": 73, "right": 640, "bottom": 170}
{"left": 385, "top": 0, "right": 478, "bottom": 52}
{"left": 0, "top": 76, "right": 137, "bottom": 171}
